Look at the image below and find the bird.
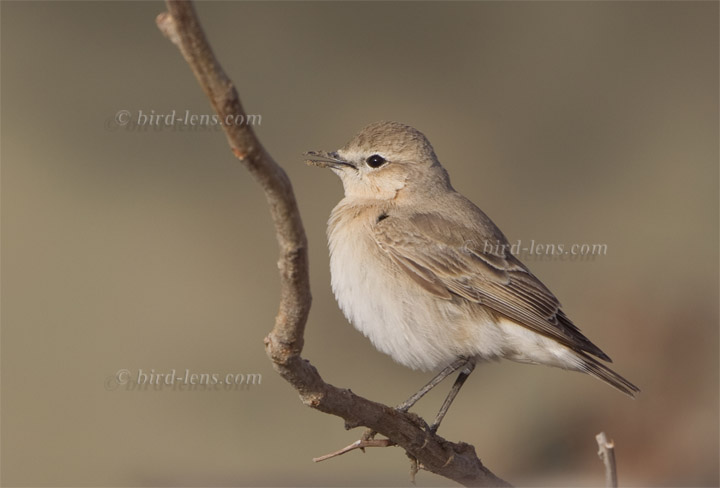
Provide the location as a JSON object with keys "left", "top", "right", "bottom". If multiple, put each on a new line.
{"left": 305, "top": 121, "right": 639, "bottom": 432}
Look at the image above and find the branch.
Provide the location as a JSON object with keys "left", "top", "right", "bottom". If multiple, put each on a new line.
{"left": 156, "top": 2, "right": 510, "bottom": 486}
{"left": 596, "top": 432, "right": 618, "bottom": 488}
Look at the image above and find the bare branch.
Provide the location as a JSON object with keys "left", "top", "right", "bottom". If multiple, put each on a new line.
{"left": 156, "top": 2, "right": 510, "bottom": 486}
{"left": 596, "top": 432, "right": 618, "bottom": 488}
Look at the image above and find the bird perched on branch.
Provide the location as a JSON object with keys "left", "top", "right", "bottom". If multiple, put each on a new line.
{"left": 306, "top": 121, "right": 638, "bottom": 432}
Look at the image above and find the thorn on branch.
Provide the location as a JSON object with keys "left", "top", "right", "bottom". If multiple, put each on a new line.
{"left": 313, "top": 438, "right": 396, "bottom": 463}
{"left": 155, "top": 12, "right": 180, "bottom": 46}
{"left": 232, "top": 147, "right": 248, "bottom": 160}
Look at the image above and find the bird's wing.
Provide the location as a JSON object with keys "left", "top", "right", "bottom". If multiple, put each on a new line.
{"left": 373, "top": 210, "right": 610, "bottom": 360}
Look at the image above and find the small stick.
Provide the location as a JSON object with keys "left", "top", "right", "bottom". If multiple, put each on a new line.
{"left": 313, "top": 438, "right": 396, "bottom": 463}
{"left": 596, "top": 432, "right": 618, "bottom": 488}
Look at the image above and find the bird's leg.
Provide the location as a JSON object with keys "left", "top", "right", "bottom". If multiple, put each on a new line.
{"left": 396, "top": 357, "right": 469, "bottom": 412}
{"left": 429, "top": 360, "right": 476, "bottom": 433}
{"left": 356, "top": 358, "right": 470, "bottom": 452}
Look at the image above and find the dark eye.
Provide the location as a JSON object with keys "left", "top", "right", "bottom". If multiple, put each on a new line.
{"left": 366, "top": 154, "right": 387, "bottom": 168}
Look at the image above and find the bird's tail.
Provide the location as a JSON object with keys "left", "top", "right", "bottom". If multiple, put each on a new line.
{"left": 576, "top": 351, "right": 640, "bottom": 398}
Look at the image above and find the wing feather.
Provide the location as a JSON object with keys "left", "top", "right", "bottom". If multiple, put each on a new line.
{"left": 373, "top": 211, "right": 610, "bottom": 360}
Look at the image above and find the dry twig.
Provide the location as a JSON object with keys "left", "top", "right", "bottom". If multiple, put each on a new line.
{"left": 596, "top": 432, "right": 618, "bottom": 488}
{"left": 313, "top": 438, "right": 396, "bottom": 463}
{"left": 156, "top": 1, "right": 510, "bottom": 486}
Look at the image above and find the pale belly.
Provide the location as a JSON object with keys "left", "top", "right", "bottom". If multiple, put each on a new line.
{"left": 329, "top": 218, "right": 507, "bottom": 371}
{"left": 327, "top": 204, "right": 583, "bottom": 373}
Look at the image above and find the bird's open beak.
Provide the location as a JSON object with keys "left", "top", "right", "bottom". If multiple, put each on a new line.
{"left": 304, "top": 151, "right": 356, "bottom": 170}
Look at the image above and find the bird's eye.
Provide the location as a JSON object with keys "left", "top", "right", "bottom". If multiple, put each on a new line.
{"left": 366, "top": 154, "right": 387, "bottom": 168}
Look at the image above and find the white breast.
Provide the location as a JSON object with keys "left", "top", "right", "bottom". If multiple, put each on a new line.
{"left": 327, "top": 201, "right": 467, "bottom": 371}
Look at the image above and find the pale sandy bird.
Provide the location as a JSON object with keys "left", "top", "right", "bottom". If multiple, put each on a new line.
{"left": 306, "top": 121, "right": 638, "bottom": 432}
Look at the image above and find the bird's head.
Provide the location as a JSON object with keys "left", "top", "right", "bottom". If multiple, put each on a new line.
{"left": 306, "top": 121, "right": 452, "bottom": 202}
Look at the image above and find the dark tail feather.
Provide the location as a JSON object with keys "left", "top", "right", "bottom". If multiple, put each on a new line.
{"left": 577, "top": 352, "right": 640, "bottom": 398}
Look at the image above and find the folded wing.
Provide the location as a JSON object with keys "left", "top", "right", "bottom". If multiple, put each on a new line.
{"left": 373, "top": 211, "right": 611, "bottom": 361}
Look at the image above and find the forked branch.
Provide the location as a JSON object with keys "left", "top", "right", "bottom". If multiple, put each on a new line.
{"left": 156, "top": 1, "right": 510, "bottom": 486}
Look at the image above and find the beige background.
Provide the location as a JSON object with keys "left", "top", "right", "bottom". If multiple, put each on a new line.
{"left": 1, "top": 1, "right": 718, "bottom": 486}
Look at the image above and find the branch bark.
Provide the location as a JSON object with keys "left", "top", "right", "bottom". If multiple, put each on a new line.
{"left": 156, "top": 2, "right": 510, "bottom": 486}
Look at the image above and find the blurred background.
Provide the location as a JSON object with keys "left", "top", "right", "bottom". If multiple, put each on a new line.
{"left": 1, "top": 1, "right": 717, "bottom": 486}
